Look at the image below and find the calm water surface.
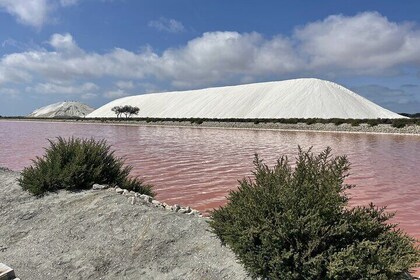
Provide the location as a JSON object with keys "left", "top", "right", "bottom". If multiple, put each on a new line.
{"left": 1, "top": 120, "right": 419, "bottom": 240}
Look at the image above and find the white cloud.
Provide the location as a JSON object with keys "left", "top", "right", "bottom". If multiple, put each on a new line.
{"left": 0, "top": 0, "right": 79, "bottom": 28}
{"left": 60, "top": 0, "right": 78, "bottom": 7}
{"left": 2, "top": 12, "right": 420, "bottom": 91}
{"left": 104, "top": 89, "right": 129, "bottom": 99}
{"left": 27, "top": 82, "right": 99, "bottom": 94}
{"left": 148, "top": 17, "right": 185, "bottom": 33}
{"left": 0, "top": 0, "right": 49, "bottom": 28}
{"left": 0, "top": 88, "right": 19, "bottom": 95}
{"left": 81, "top": 92, "right": 98, "bottom": 100}
{"left": 49, "top": 33, "right": 81, "bottom": 54}
{"left": 115, "top": 80, "right": 134, "bottom": 89}
{"left": 295, "top": 12, "right": 420, "bottom": 73}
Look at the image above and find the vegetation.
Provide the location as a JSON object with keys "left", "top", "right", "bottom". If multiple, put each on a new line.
{"left": 111, "top": 105, "right": 140, "bottom": 118}
{"left": 209, "top": 148, "right": 420, "bottom": 280}
{"left": 2, "top": 115, "right": 420, "bottom": 128}
{"left": 19, "top": 137, "right": 154, "bottom": 196}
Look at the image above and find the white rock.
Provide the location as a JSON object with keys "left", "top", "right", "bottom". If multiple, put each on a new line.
{"left": 115, "top": 188, "right": 124, "bottom": 194}
{"left": 172, "top": 204, "right": 181, "bottom": 212}
{"left": 128, "top": 197, "right": 136, "bottom": 205}
{"left": 140, "top": 195, "right": 153, "bottom": 203}
{"left": 151, "top": 200, "right": 161, "bottom": 205}
{"left": 122, "top": 190, "right": 130, "bottom": 195}
{"left": 92, "top": 183, "right": 108, "bottom": 190}
{"left": 188, "top": 210, "right": 201, "bottom": 216}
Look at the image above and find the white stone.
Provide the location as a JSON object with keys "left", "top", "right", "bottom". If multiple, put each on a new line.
{"left": 92, "top": 183, "right": 108, "bottom": 190}
{"left": 140, "top": 195, "right": 153, "bottom": 203}
{"left": 115, "top": 188, "right": 124, "bottom": 194}
{"left": 128, "top": 197, "right": 136, "bottom": 205}
{"left": 172, "top": 204, "right": 181, "bottom": 212}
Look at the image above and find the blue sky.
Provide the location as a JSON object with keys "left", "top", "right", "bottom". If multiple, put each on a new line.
{"left": 1, "top": 0, "right": 420, "bottom": 115}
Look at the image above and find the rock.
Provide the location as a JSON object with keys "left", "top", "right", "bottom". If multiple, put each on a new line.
{"left": 152, "top": 200, "right": 161, "bottom": 205}
{"left": 178, "top": 208, "right": 187, "bottom": 214}
{"left": 92, "top": 184, "right": 108, "bottom": 190}
{"left": 140, "top": 195, "right": 153, "bottom": 203}
{"left": 128, "top": 197, "right": 136, "bottom": 205}
{"left": 172, "top": 204, "right": 181, "bottom": 212}
{"left": 122, "top": 190, "right": 130, "bottom": 196}
{"left": 115, "top": 187, "right": 124, "bottom": 194}
{"left": 178, "top": 206, "right": 191, "bottom": 214}
{"left": 0, "top": 263, "right": 16, "bottom": 279}
{"left": 188, "top": 210, "right": 201, "bottom": 216}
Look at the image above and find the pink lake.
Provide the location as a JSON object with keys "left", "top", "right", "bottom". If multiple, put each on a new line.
{"left": 1, "top": 120, "right": 419, "bottom": 241}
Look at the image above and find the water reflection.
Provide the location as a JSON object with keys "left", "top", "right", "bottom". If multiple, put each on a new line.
{"left": 0, "top": 120, "right": 419, "bottom": 240}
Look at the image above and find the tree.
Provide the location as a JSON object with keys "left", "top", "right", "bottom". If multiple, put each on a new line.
{"left": 111, "top": 106, "right": 123, "bottom": 118}
{"left": 121, "top": 105, "right": 139, "bottom": 118}
{"left": 111, "top": 105, "right": 139, "bottom": 118}
{"left": 209, "top": 147, "right": 420, "bottom": 280}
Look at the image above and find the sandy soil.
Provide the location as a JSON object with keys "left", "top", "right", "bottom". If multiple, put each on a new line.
{"left": 0, "top": 169, "right": 249, "bottom": 280}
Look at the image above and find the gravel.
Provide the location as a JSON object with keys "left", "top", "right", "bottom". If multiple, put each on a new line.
{"left": 0, "top": 169, "right": 249, "bottom": 280}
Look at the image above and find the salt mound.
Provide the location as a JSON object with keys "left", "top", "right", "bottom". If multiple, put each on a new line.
{"left": 29, "top": 101, "right": 94, "bottom": 118}
{"left": 88, "top": 78, "right": 405, "bottom": 119}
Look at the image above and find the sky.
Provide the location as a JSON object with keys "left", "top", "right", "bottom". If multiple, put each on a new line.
{"left": 0, "top": 0, "right": 420, "bottom": 115}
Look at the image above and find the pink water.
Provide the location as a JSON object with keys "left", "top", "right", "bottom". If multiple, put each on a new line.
{"left": 1, "top": 121, "right": 419, "bottom": 240}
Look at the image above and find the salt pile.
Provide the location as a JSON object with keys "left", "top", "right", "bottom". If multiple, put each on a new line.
{"left": 29, "top": 101, "right": 94, "bottom": 118}
{"left": 88, "top": 78, "right": 405, "bottom": 119}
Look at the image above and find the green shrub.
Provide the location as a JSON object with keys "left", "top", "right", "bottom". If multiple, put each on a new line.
{"left": 209, "top": 148, "right": 419, "bottom": 280}
{"left": 19, "top": 137, "right": 154, "bottom": 197}
{"left": 367, "top": 119, "right": 380, "bottom": 126}
{"left": 392, "top": 119, "right": 408, "bottom": 128}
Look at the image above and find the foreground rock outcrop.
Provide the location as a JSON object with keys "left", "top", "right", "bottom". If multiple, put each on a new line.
{"left": 0, "top": 169, "right": 248, "bottom": 280}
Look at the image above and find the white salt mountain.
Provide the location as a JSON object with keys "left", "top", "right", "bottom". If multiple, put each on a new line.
{"left": 29, "top": 101, "right": 94, "bottom": 118}
{"left": 88, "top": 78, "right": 405, "bottom": 119}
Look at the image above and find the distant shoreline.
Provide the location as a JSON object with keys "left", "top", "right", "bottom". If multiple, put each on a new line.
{"left": 1, "top": 117, "right": 420, "bottom": 136}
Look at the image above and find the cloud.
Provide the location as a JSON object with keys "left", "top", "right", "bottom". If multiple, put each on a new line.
{"left": 81, "top": 92, "right": 98, "bottom": 100}
{"left": 0, "top": 88, "right": 19, "bottom": 95}
{"left": 104, "top": 89, "right": 129, "bottom": 99}
{"left": 115, "top": 80, "right": 134, "bottom": 89}
{"left": 0, "top": 0, "right": 79, "bottom": 28}
{"left": 2, "top": 12, "right": 420, "bottom": 92}
{"left": 295, "top": 12, "right": 420, "bottom": 74}
{"left": 60, "top": 0, "right": 78, "bottom": 7}
{"left": 148, "top": 17, "right": 185, "bottom": 33}
{"left": 27, "top": 82, "right": 99, "bottom": 94}
{"left": 353, "top": 84, "right": 420, "bottom": 112}
{"left": 0, "top": 0, "right": 50, "bottom": 28}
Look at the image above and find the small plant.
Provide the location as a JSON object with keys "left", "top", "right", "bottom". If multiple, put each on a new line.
{"left": 19, "top": 137, "right": 154, "bottom": 197}
{"left": 209, "top": 148, "right": 419, "bottom": 280}
{"left": 392, "top": 119, "right": 408, "bottom": 128}
{"left": 367, "top": 119, "right": 380, "bottom": 127}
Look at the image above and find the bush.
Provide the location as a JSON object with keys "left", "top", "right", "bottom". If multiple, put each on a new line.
{"left": 19, "top": 137, "right": 154, "bottom": 197}
{"left": 367, "top": 119, "right": 380, "bottom": 127}
{"left": 392, "top": 119, "right": 408, "bottom": 128}
{"left": 209, "top": 148, "right": 419, "bottom": 280}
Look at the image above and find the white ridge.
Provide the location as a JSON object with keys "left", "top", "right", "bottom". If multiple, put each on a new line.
{"left": 88, "top": 78, "right": 406, "bottom": 119}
